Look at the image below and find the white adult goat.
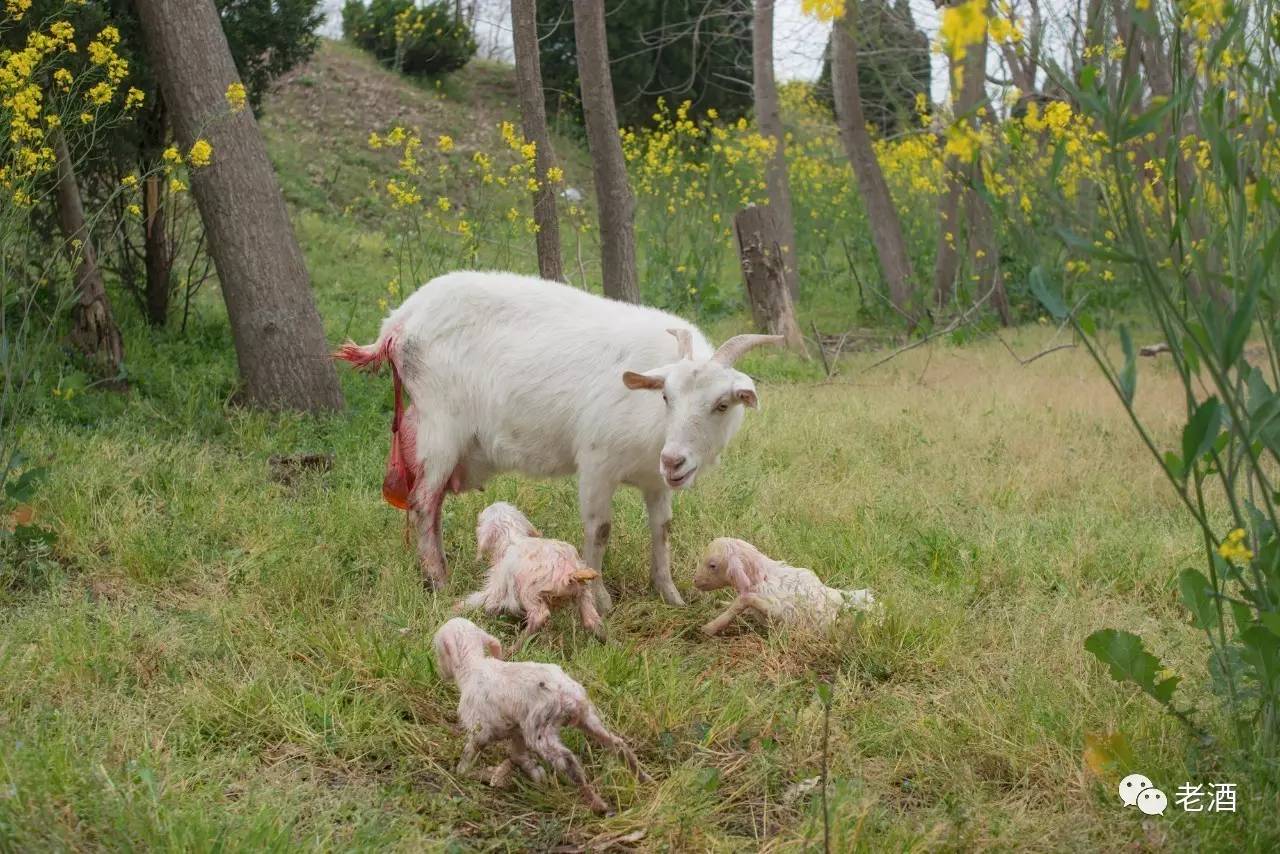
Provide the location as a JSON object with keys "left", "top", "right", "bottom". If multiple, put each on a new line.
{"left": 337, "top": 271, "right": 782, "bottom": 609}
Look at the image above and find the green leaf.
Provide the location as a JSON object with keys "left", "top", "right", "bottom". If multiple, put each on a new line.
{"left": 1223, "top": 284, "right": 1256, "bottom": 368}
{"left": 1084, "top": 628, "right": 1180, "bottom": 706}
{"left": 1118, "top": 95, "right": 1177, "bottom": 144}
{"left": 1118, "top": 326, "right": 1137, "bottom": 405}
{"left": 1163, "top": 451, "right": 1185, "bottom": 481}
{"left": 1182, "top": 397, "right": 1222, "bottom": 466}
{"left": 1030, "top": 266, "right": 1067, "bottom": 321}
{"left": 1179, "top": 568, "right": 1220, "bottom": 631}
{"left": 1079, "top": 314, "right": 1097, "bottom": 337}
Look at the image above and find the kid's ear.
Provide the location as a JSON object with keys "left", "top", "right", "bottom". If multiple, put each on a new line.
{"left": 725, "top": 553, "right": 753, "bottom": 591}
{"left": 623, "top": 370, "right": 666, "bottom": 391}
{"left": 483, "top": 633, "right": 503, "bottom": 660}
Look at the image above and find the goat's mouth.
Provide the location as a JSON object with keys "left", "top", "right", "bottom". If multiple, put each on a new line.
{"left": 664, "top": 466, "right": 698, "bottom": 489}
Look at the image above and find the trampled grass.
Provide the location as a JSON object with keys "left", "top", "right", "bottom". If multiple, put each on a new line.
{"left": 4, "top": 42, "right": 1279, "bottom": 853}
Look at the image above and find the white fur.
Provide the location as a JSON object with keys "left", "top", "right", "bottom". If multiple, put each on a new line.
{"left": 693, "top": 538, "right": 877, "bottom": 635}
{"left": 458, "top": 502, "right": 606, "bottom": 642}
{"left": 358, "top": 270, "right": 780, "bottom": 607}
{"left": 433, "top": 617, "right": 649, "bottom": 813}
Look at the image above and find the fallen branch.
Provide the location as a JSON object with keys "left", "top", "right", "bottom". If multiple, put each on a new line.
{"left": 1140, "top": 342, "right": 1171, "bottom": 357}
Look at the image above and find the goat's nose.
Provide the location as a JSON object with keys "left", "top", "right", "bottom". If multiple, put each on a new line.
{"left": 661, "top": 452, "right": 687, "bottom": 471}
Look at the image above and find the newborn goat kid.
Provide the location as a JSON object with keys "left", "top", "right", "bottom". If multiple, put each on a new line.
{"left": 458, "top": 502, "right": 606, "bottom": 642}
{"left": 693, "top": 538, "right": 877, "bottom": 636}
{"left": 433, "top": 618, "right": 649, "bottom": 813}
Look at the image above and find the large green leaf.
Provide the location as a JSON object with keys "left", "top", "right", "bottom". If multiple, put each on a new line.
{"left": 1179, "top": 568, "right": 1220, "bottom": 631}
{"left": 1182, "top": 397, "right": 1222, "bottom": 467}
{"left": 1085, "top": 629, "right": 1180, "bottom": 706}
{"left": 1029, "top": 266, "right": 1068, "bottom": 321}
{"left": 1118, "top": 327, "right": 1137, "bottom": 405}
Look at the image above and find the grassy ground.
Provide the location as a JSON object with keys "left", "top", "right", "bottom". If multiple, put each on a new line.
{"left": 4, "top": 43, "right": 1278, "bottom": 852}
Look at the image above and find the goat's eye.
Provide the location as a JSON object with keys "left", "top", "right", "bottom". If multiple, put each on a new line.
{"left": 714, "top": 401, "right": 729, "bottom": 413}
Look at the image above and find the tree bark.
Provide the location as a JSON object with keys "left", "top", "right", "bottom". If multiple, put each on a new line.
{"left": 734, "top": 205, "right": 804, "bottom": 351}
{"left": 962, "top": 23, "right": 1013, "bottom": 326}
{"left": 134, "top": 0, "right": 344, "bottom": 411}
{"left": 572, "top": 0, "right": 639, "bottom": 303}
{"left": 752, "top": 0, "right": 799, "bottom": 299}
{"left": 831, "top": 8, "right": 918, "bottom": 327}
{"left": 53, "top": 132, "right": 124, "bottom": 374}
{"left": 512, "top": 0, "right": 564, "bottom": 281}
{"left": 931, "top": 10, "right": 982, "bottom": 312}
{"left": 143, "top": 173, "right": 172, "bottom": 326}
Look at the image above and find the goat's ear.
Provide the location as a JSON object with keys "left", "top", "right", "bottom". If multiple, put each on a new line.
{"left": 435, "top": 636, "right": 456, "bottom": 681}
{"left": 623, "top": 370, "right": 665, "bottom": 391}
{"left": 483, "top": 633, "right": 504, "bottom": 660}
{"left": 725, "top": 551, "right": 755, "bottom": 592}
{"left": 733, "top": 374, "right": 759, "bottom": 409}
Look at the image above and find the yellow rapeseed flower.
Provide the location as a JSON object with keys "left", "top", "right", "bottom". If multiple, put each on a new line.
{"left": 225, "top": 82, "right": 247, "bottom": 112}
{"left": 1217, "top": 528, "right": 1253, "bottom": 564}
{"left": 162, "top": 146, "right": 182, "bottom": 164}
{"left": 188, "top": 139, "right": 213, "bottom": 168}
{"left": 436, "top": 134, "right": 454, "bottom": 153}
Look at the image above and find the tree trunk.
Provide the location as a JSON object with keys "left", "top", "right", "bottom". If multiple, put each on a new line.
{"left": 143, "top": 173, "right": 171, "bottom": 326}
{"left": 962, "top": 23, "right": 1012, "bottom": 325}
{"left": 932, "top": 11, "right": 982, "bottom": 313}
{"left": 512, "top": 0, "right": 564, "bottom": 281}
{"left": 53, "top": 132, "right": 124, "bottom": 374}
{"left": 134, "top": 0, "right": 344, "bottom": 412}
{"left": 734, "top": 205, "right": 804, "bottom": 351}
{"left": 752, "top": 0, "right": 799, "bottom": 299}
{"left": 968, "top": 164, "right": 1013, "bottom": 325}
{"left": 831, "top": 8, "right": 918, "bottom": 327}
{"left": 572, "top": 0, "right": 639, "bottom": 303}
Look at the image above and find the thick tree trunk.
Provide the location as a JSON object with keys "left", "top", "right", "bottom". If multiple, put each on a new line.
{"left": 734, "top": 206, "right": 804, "bottom": 351}
{"left": 512, "top": 0, "right": 564, "bottom": 281}
{"left": 572, "top": 0, "right": 639, "bottom": 303}
{"left": 134, "top": 0, "right": 344, "bottom": 411}
{"left": 143, "top": 174, "right": 171, "bottom": 326}
{"left": 831, "top": 9, "right": 918, "bottom": 327}
{"left": 53, "top": 132, "right": 124, "bottom": 374}
{"left": 752, "top": 0, "right": 799, "bottom": 298}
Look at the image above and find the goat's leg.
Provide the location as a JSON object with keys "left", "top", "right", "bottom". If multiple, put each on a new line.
{"left": 453, "top": 590, "right": 488, "bottom": 614}
{"left": 643, "top": 487, "right": 683, "bottom": 606}
{"left": 577, "top": 590, "right": 607, "bottom": 641}
{"left": 516, "top": 595, "right": 552, "bottom": 648}
{"left": 528, "top": 727, "right": 610, "bottom": 814}
{"left": 507, "top": 732, "right": 545, "bottom": 783}
{"left": 456, "top": 730, "right": 491, "bottom": 777}
{"left": 408, "top": 456, "right": 464, "bottom": 589}
{"left": 578, "top": 475, "right": 616, "bottom": 613}
{"left": 702, "top": 595, "right": 755, "bottom": 636}
{"left": 577, "top": 703, "right": 650, "bottom": 783}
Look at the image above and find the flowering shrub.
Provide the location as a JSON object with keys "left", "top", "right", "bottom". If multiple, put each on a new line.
{"left": 363, "top": 119, "right": 567, "bottom": 304}
{"left": 1005, "top": 0, "right": 1280, "bottom": 769}
{"left": 621, "top": 98, "right": 773, "bottom": 314}
{"left": 0, "top": 4, "right": 147, "bottom": 573}
{"left": 342, "top": 0, "right": 475, "bottom": 77}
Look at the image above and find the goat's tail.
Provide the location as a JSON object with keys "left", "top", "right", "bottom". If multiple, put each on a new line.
{"left": 333, "top": 336, "right": 393, "bottom": 371}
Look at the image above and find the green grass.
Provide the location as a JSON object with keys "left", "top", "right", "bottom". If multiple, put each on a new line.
{"left": 4, "top": 42, "right": 1279, "bottom": 852}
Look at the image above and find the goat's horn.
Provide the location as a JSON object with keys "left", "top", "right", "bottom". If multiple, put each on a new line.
{"left": 667, "top": 328, "right": 694, "bottom": 360}
{"left": 712, "top": 334, "right": 785, "bottom": 366}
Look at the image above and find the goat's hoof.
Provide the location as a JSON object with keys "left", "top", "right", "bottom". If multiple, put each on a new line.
{"left": 659, "top": 590, "right": 686, "bottom": 607}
